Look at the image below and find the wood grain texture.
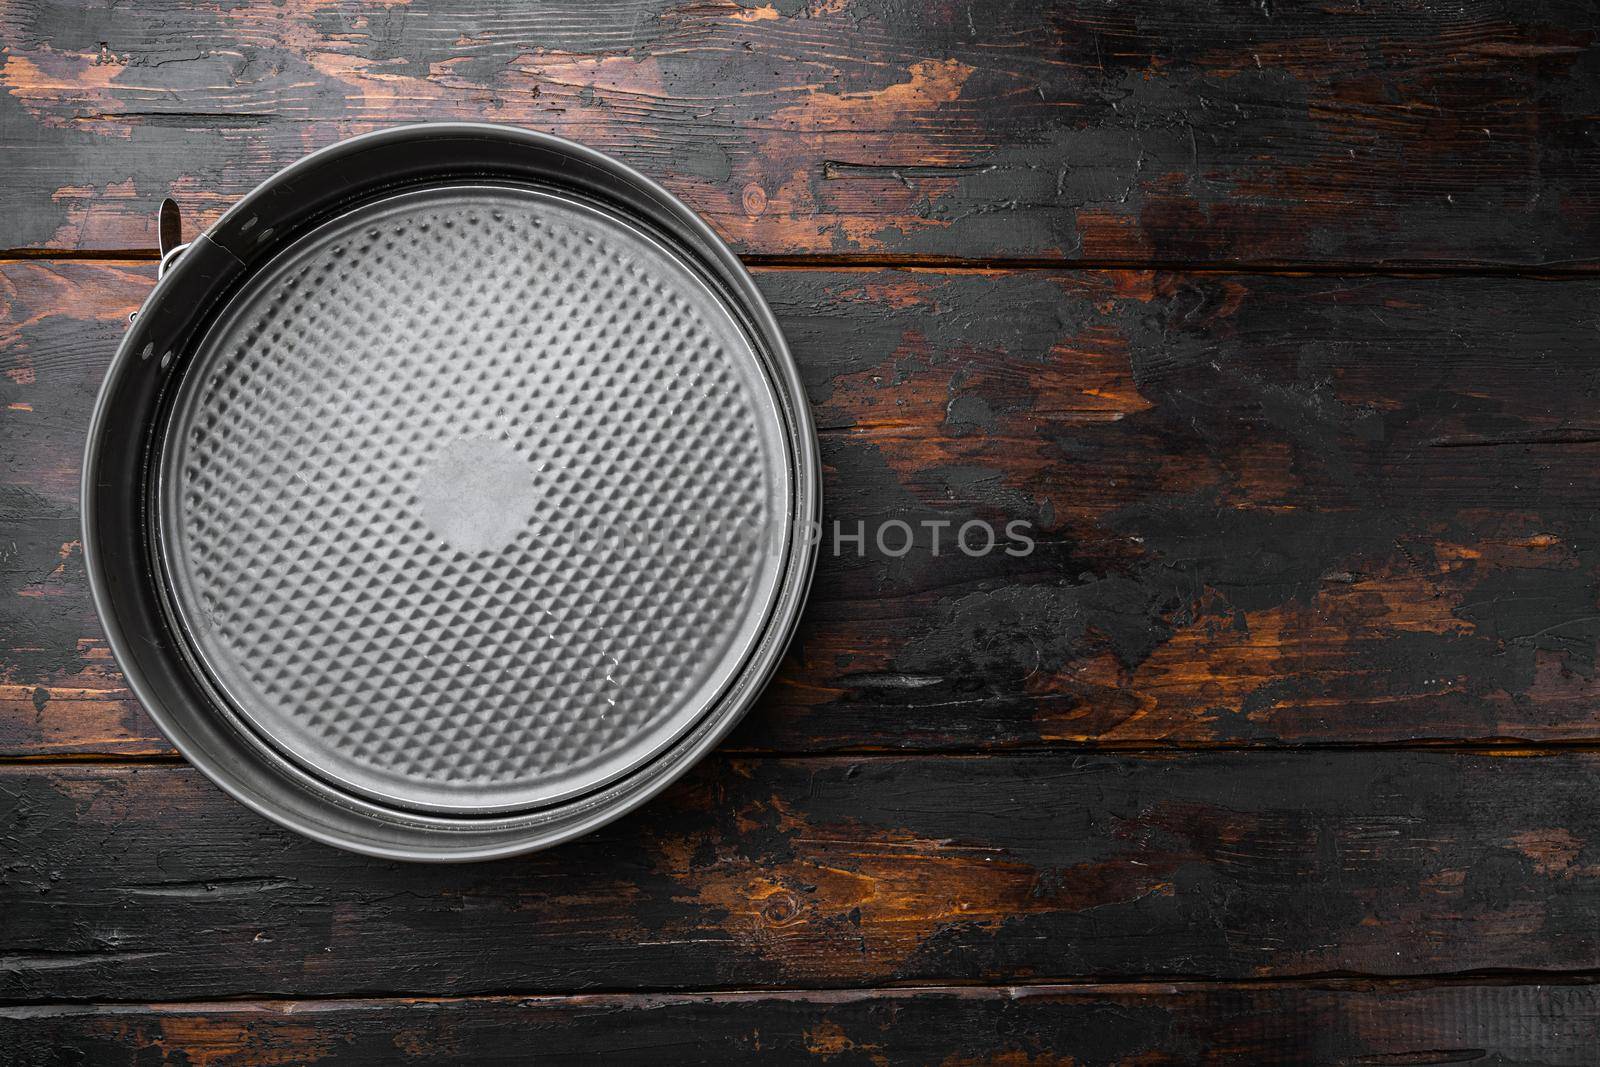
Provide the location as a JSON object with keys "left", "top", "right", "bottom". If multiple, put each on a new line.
{"left": 6, "top": 983, "right": 1600, "bottom": 1065}
{"left": 7, "top": 260, "right": 1600, "bottom": 756}
{"left": 2, "top": 0, "right": 1600, "bottom": 265}
{"left": 6, "top": 0, "right": 1600, "bottom": 1060}
{"left": 6, "top": 753, "right": 1600, "bottom": 1002}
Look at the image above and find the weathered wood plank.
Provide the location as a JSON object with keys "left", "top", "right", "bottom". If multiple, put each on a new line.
{"left": 5, "top": 982, "right": 1600, "bottom": 1065}
{"left": 8, "top": 261, "right": 1600, "bottom": 755}
{"left": 3, "top": 0, "right": 1599, "bottom": 265}
{"left": 4, "top": 753, "right": 1600, "bottom": 1001}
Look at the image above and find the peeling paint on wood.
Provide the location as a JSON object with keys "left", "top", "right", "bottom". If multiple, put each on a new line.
{"left": 1, "top": 0, "right": 1598, "bottom": 264}
{"left": 5, "top": 754, "right": 1600, "bottom": 1001}
{"left": 5, "top": 1, "right": 1600, "bottom": 1052}
{"left": 6, "top": 261, "right": 1600, "bottom": 755}
{"left": 4, "top": 982, "right": 1600, "bottom": 1065}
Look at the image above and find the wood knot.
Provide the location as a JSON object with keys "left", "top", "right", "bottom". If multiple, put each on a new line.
{"left": 760, "top": 891, "right": 801, "bottom": 926}
{"left": 742, "top": 183, "right": 768, "bottom": 217}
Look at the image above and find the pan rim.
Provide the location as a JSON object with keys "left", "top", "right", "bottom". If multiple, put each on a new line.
{"left": 81, "top": 123, "right": 821, "bottom": 861}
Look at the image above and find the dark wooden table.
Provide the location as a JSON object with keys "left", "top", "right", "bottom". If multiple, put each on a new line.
{"left": 6, "top": 1, "right": 1600, "bottom": 1063}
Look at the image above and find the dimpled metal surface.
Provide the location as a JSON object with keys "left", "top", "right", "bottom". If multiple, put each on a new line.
{"left": 158, "top": 184, "right": 791, "bottom": 814}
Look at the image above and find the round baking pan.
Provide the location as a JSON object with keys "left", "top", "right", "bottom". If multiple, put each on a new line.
{"left": 82, "top": 124, "right": 819, "bottom": 861}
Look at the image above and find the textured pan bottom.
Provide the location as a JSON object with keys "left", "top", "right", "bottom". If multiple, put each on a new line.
{"left": 156, "top": 183, "right": 792, "bottom": 814}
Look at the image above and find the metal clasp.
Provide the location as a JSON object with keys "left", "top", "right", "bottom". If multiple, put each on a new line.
{"left": 157, "top": 197, "right": 189, "bottom": 279}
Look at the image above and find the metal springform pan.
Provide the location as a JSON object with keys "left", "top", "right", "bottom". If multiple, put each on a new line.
{"left": 82, "top": 124, "right": 820, "bottom": 861}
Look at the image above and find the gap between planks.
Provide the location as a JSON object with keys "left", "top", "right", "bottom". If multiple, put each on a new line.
{"left": 17, "top": 739, "right": 1600, "bottom": 768}
{"left": 9, "top": 973, "right": 1600, "bottom": 1015}
{"left": 6, "top": 247, "right": 1600, "bottom": 279}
